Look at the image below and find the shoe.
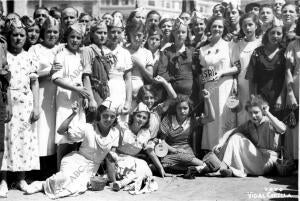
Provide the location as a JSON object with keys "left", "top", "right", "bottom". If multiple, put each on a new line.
{"left": 112, "top": 182, "right": 121, "bottom": 192}
{"left": 17, "top": 180, "right": 29, "bottom": 192}
{"left": 220, "top": 168, "right": 233, "bottom": 177}
{"left": 25, "top": 181, "right": 44, "bottom": 194}
{"left": 0, "top": 182, "right": 8, "bottom": 198}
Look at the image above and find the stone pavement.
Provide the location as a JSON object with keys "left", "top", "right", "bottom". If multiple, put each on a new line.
{"left": 5, "top": 175, "right": 298, "bottom": 201}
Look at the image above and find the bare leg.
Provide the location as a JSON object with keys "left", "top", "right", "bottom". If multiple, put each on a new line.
{"left": 0, "top": 171, "right": 8, "bottom": 197}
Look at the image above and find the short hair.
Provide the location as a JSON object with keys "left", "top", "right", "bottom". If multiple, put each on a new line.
{"left": 128, "top": 111, "right": 150, "bottom": 129}
{"left": 62, "top": 7, "right": 79, "bottom": 18}
{"left": 245, "top": 94, "right": 268, "bottom": 112}
{"left": 167, "top": 94, "right": 194, "bottom": 117}
{"left": 125, "top": 21, "right": 146, "bottom": 43}
{"left": 245, "top": 3, "right": 260, "bottom": 13}
{"left": 204, "top": 16, "right": 229, "bottom": 38}
{"left": 239, "top": 13, "right": 262, "bottom": 38}
{"left": 259, "top": 4, "right": 274, "bottom": 13}
{"left": 158, "top": 18, "right": 173, "bottom": 29}
{"left": 96, "top": 105, "right": 118, "bottom": 126}
{"left": 112, "top": 10, "right": 123, "bottom": 18}
{"left": 146, "top": 10, "right": 161, "bottom": 21}
{"left": 33, "top": 6, "right": 49, "bottom": 19}
{"left": 261, "top": 25, "right": 284, "bottom": 46}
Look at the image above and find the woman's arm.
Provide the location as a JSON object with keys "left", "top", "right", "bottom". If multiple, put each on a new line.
{"left": 57, "top": 110, "right": 77, "bottom": 135}
{"left": 123, "top": 69, "right": 132, "bottom": 114}
{"left": 154, "top": 75, "right": 177, "bottom": 99}
{"left": 82, "top": 74, "right": 97, "bottom": 111}
{"left": 106, "top": 147, "right": 117, "bottom": 183}
{"left": 132, "top": 55, "right": 153, "bottom": 82}
{"left": 53, "top": 78, "right": 90, "bottom": 99}
{"left": 200, "top": 89, "right": 215, "bottom": 124}
{"left": 146, "top": 148, "right": 166, "bottom": 177}
{"left": 30, "top": 77, "right": 39, "bottom": 123}
{"left": 5, "top": 88, "right": 12, "bottom": 123}
{"left": 262, "top": 105, "right": 286, "bottom": 134}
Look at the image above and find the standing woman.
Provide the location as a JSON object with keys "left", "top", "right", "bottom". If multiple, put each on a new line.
{"left": 189, "top": 11, "right": 207, "bottom": 49}
{"left": 52, "top": 23, "right": 89, "bottom": 168}
{"left": 230, "top": 13, "right": 262, "bottom": 125}
{"left": 28, "top": 17, "right": 60, "bottom": 169}
{"left": 0, "top": 18, "right": 40, "bottom": 196}
{"left": 259, "top": 4, "right": 275, "bottom": 34}
{"left": 21, "top": 16, "right": 41, "bottom": 51}
{"left": 199, "top": 16, "right": 237, "bottom": 150}
{"left": 126, "top": 21, "right": 153, "bottom": 108}
{"left": 283, "top": 19, "right": 300, "bottom": 160}
{"left": 245, "top": 25, "right": 285, "bottom": 119}
{"left": 224, "top": 3, "right": 242, "bottom": 42}
{"left": 157, "top": 18, "right": 194, "bottom": 97}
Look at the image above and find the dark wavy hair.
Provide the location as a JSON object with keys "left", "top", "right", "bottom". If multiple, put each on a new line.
{"left": 146, "top": 10, "right": 161, "bottom": 21}
{"left": 245, "top": 94, "right": 268, "bottom": 112}
{"left": 167, "top": 94, "right": 194, "bottom": 117}
{"left": 261, "top": 25, "right": 284, "bottom": 46}
{"left": 128, "top": 111, "right": 150, "bottom": 129}
{"left": 204, "top": 16, "right": 229, "bottom": 38}
{"left": 239, "top": 13, "right": 262, "bottom": 38}
{"left": 136, "top": 85, "right": 157, "bottom": 104}
{"left": 96, "top": 105, "right": 118, "bottom": 127}
{"left": 125, "top": 20, "right": 146, "bottom": 43}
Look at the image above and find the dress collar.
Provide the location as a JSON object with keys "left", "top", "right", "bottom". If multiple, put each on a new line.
{"left": 171, "top": 115, "right": 190, "bottom": 130}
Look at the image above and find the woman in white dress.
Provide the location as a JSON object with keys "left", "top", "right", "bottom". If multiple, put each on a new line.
{"left": 25, "top": 98, "right": 120, "bottom": 199}
{"left": 28, "top": 17, "right": 61, "bottom": 158}
{"left": 52, "top": 23, "right": 89, "bottom": 168}
{"left": 229, "top": 13, "right": 261, "bottom": 125}
{"left": 199, "top": 16, "right": 238, "bottom": 150}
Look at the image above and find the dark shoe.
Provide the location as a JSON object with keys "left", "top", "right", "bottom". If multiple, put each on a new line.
{"left": 112, "top": 182, "right": 121, "bottom": 192}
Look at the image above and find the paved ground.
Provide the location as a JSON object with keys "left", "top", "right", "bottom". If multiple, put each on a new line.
{"left": 4, "top": 174, "right": 298, "bottom": 201}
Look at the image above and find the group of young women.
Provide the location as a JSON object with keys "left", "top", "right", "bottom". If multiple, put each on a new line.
{"left": 0, "top": 0, "right": 298, "bottom": 199}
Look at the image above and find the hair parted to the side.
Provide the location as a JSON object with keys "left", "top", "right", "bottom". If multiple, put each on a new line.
{"left": 96, "top": 105, "right": 118, "bottom": 127}
{"left": 239, "top": 13, "right": 262, "bottom": 38}
{"left": 245, "top": 94, "right": 268, "bottom": 112}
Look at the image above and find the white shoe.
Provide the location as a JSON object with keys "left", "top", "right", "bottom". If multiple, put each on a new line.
{"left": 0, "top": 182, "right": 8, "bottom": 198}
{"left": 25, "top": 181, "right": 44, "bottom": 194}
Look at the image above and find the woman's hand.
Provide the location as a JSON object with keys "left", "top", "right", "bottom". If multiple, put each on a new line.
{"left": 153, "top": 75, "right": 167, "bottom": 84}
{"left": 213, "top": 71, "right": 223, "bottom": 81}
{"left": 30, "top": 107, "right": 40, "bottom": 124}
{"left": 286, "top": 92, "right": 298, "bottom": 110}
{"left": 50, "top": 62, "right": 63, "bottom": 76}
{"left": 75, "top": 87, "right": 90, "bottom": 99}
{"left": 4, "top": 104, "right": 12, "bottom": 123}
{"left": 71, "top": 101, "right": 80, "bottom": 114}
{"left": 131, "top": 55, "right": 144, "bottom": 69}
{"left": 201, "top": 89, "right": 210, "bottom": 99}
{"left": 175, "top": 148, "right": 188, "bottom": 154}
{"left": 121, "top": 102, "right": 130, "bottom": 115}
{"left": 274, "top": 96, "right": 282, "bottom": 111}
{"left": 212, "top": 142, "right": 225, "bottom": 154}
{"left": 88, "top": 98, "right": 97, "bottom": 112}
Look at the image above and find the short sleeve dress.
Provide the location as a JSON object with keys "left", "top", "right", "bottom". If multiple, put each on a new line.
{"left": 1, "top": 50, "right": 40, "bottom": 171}
{"left": 43, "top": 122, "right": 119, "bottom": 199}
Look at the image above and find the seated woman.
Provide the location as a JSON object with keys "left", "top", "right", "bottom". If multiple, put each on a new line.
{"left": 158, "top": 90, "right": 215, "bottom": 174}
{"left": 24, "top": 98, "right": 120, "bottom": 199}
{"left": 212, "top": 95, "right": 286, "bottom": 177}
{"left": 106, "top": 103, "right": 156, "bottom": 191}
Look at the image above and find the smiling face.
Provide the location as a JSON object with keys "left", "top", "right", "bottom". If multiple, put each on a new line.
{"left": 43, "top": 24, "right": 60, "bottom": 48}
{"left": 242, "top": 17, "right": 257, "bottom": 39}
{"left": 142, "top": 90, "right": 156, "bottom": 109}
{"left": 192, "top": 18, "right": 206, "bottom": 37}
{"left": 160, "top": 20, "right": 172, "bottom": 38}
{"left": 210, "top": 19, "right": 224, "bottom": 39}
{"left": 62, "top": 8, "right": 77, "bottom": 28}
{"left": 267, "top": 26, "right": 283, "bottom": 45}
{"left": 10, "top": 28, "right": 26, "bottom": 50}
{"left": 99, "top": 109, "right": 117, "bottom": 129}
{"left": 27, "top": 24, "right": 40, "bottom": 45}
{"left": 132, "top": 111, "right": 149, "bottom": 130}
{"left": 282, "top": 4, "right": 297, "bottom": 26}
{"left": 66, "top": 30, "right": 82, "bottom": 52}
{"left": 248, "top": 106, "right": 263, "bottom": 125}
